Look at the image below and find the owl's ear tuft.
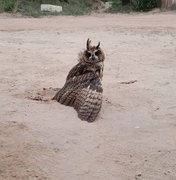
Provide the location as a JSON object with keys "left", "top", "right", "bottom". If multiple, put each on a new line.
{"left": 96, "top": 42, "right": 100, "bottom": 49}
{"left": 87, "top": 38, "right": 91, "bottom": 50}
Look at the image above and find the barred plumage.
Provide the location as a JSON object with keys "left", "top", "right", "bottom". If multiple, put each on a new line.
{"left": 52, "top": 39, "right": 105, "bottom": 122}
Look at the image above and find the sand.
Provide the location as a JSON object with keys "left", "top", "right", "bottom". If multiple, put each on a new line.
{"left": 0, "top": 13, "right": 176, "bottom": 180}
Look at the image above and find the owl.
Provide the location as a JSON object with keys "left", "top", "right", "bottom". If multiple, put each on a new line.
{"left": 52, "top": 39, "right": 105, "bottom": 122}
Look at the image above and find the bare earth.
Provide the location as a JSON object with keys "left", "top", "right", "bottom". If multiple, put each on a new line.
{"left": 0, "top": 13, "right": 176, "bottom": 180}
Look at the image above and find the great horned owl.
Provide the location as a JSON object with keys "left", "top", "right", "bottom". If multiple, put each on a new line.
{"left": 52, "top": 39, "right": 105, "bottom": 122}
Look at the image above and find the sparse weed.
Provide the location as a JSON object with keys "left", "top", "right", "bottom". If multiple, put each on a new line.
{"left": 0, "top": 0, "right": 93, "bottom": 17}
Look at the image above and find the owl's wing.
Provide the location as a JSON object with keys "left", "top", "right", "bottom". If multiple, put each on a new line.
{"left": 53, "top": 62, "right": 103, "bottom": 122}
{"left": 52, "top": 71, "right": 96, "bottom": 107}
{"left": 73, "top": 76, "right": 103, "bottom": 122}
{"left": 52, "top": 62, "right": 86, "bottom": 103}
{"left": 66, "top": 62, "right": 87, "bottom": 81}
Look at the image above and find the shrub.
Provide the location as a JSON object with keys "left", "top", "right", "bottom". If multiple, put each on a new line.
{"left": 0, "top": 0, "right": 14, "bottom": 12}
{"left": 107, "top": 0, "right": 133, "bottom": 13}
{"left": 0, "top": 0, "right": 94, "bottom": 16}
{"left": 132, "top": 0, "right": 157, "bottom": 11}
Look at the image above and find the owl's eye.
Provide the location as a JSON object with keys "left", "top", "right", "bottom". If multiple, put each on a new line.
{"left": 85, "top": 51, "right": 91, "bottom": 58}
{"left": 95, "top": 50, "right": 101, "bottom": 56}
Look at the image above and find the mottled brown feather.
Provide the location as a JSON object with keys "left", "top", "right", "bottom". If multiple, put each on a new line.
{"left": 53, "top": 40, "right": 105, "bottom": 122}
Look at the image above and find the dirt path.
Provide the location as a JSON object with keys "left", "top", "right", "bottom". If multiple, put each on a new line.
{"left": 0, "top": 13, "right": 176, "bottom": 180}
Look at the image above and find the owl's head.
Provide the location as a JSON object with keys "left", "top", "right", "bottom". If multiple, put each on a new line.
{"left": 79, "top": 39, "right": 105, "bottom": 64}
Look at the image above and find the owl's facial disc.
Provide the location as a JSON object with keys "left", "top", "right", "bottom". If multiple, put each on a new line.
{"left": 85, "top": 50, "right": 101, "bottom": 63}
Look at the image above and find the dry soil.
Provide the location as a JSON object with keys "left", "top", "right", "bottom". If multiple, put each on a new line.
{"left": 0, "top": 13, "right": 176, "bottom": 180}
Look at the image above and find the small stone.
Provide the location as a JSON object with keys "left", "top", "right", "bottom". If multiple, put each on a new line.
{"left": 137, "top": 173, "right": 142, "bottom": 177}
{"left": 41, "top": 4, "right": 62, "bottom": 13}
{"left": 135, "top": 173, "right": 142, "bottom": 179}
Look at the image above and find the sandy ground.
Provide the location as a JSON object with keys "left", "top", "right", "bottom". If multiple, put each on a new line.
{"left": 0, "top": 13, "right": 176, "bottom": 180}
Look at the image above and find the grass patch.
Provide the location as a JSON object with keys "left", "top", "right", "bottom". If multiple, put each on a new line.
{"left": 59, "top": 0, "right": 92, "bottom": 16}
{"left": 107, "top": 1, "right": 134, "bottom": 13}
{"left": 0, "top": 0, "right": 94, "bottom": 17}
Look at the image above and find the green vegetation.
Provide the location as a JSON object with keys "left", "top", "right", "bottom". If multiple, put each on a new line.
{"left": 0, "top": 0, "right": 93, "bottom": 17}
{"left": 108, "top": 0, "right": 133, "bottom": 13}
{"left": 60, "top": 0, "right": 92, "bottom": 16}
{"left": 107, "top": 0, "right": 157, "bottom": 13}
{"left": 132, "top": 0, "right": 157, "bottom": 11}
{"left": 0, "top": 0, "right": 160, "bottom": 16}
